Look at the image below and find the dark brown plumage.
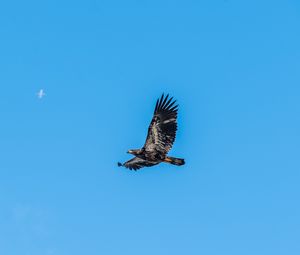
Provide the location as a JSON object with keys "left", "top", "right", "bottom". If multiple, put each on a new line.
{"left": 118, "top": 93, "right": 185, "bottom": 171}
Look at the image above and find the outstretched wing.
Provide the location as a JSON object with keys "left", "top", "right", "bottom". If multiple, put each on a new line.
{"left": 118, "top": 157, "right": 158, "bottom": 171}
{"left": 143, "top": 94, "right": 178, "bottom": 155}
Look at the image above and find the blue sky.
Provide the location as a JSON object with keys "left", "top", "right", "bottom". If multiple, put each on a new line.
{"left": 0, "top": 0, "right": 300, "bottom": 254}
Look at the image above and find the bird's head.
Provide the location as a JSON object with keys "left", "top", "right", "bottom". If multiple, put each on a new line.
{"left": 127, "top": 149, "right": 141, "bottom": 155}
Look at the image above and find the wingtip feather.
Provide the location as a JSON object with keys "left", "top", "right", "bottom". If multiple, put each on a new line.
{"left": 158, "top": 93, "right": 164, "bottom": 109}
{"left": 161, "top": 94, "right": 169, "bottom": 109}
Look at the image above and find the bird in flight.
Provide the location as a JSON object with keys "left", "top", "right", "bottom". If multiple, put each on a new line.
{"left": 118, "top": 93, "right": 185, "bottom": 171}
{"left": 37, "top": 89, "right": 46, "bottom": 99}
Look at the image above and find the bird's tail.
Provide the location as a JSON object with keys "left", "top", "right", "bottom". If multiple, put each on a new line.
{"left": 164, "top": 156, "right": 185, "bottom": 166}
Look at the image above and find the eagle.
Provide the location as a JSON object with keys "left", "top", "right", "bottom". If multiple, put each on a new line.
{"left": 118, "top": 93, "right": 185, "bottom": 171}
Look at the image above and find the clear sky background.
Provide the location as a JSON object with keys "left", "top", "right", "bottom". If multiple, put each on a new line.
{"left": 0, "top": 0, "right": 300, "bottom": 254}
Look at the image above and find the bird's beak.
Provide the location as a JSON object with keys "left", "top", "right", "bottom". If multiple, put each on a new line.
{"left": 127, "top": 150, "right": 131, "bottom": 154}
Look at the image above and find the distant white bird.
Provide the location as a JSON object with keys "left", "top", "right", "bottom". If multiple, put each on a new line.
{"left": 37, "top": 89, "right": 46, "bottom": 99}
